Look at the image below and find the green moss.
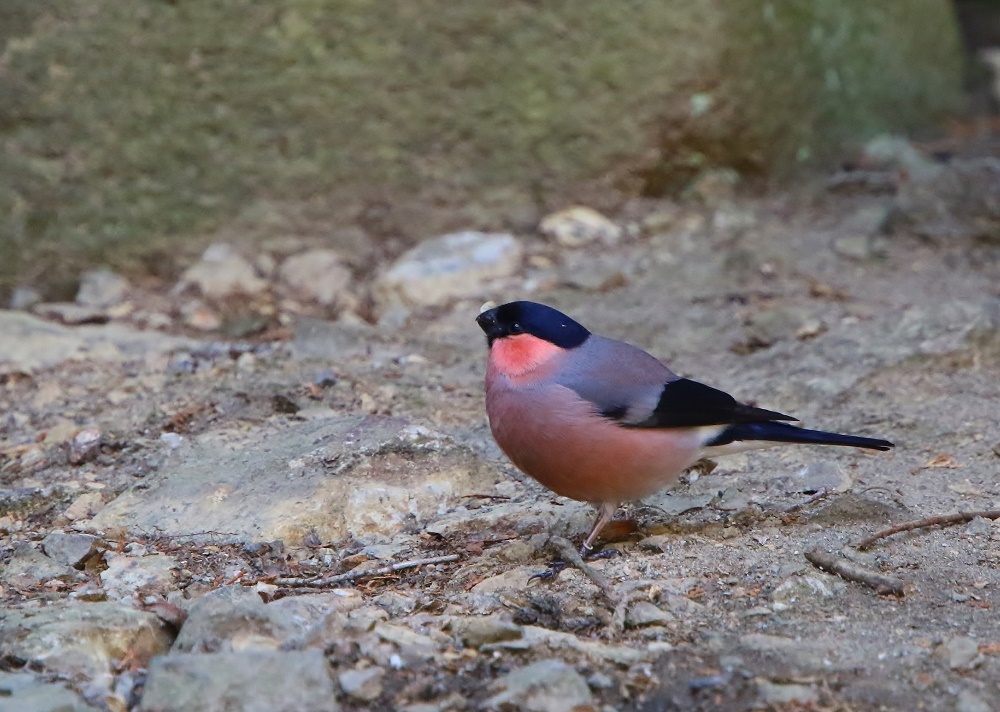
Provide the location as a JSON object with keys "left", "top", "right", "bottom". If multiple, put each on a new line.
{"left": 0, "top": 0, "right": 962, "bottom": 295}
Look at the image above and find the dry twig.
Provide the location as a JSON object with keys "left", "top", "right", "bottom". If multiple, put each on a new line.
{"left": 805, "top": 548, "right": 905, "bottom": 596}
{"left": 273, "top": 554, "right": 460, "bottom": 588}
{"left": 856, "top": 510, "right": 1000, "bottom": 551}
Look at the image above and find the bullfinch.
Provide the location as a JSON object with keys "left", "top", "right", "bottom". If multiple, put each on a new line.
{"left": 476, "top": 300, "right": 894, "bottom": 555}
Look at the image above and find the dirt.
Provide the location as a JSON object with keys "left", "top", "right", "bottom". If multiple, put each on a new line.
{"left": 2, "top": 169, "right": 1000, "bottom": 710}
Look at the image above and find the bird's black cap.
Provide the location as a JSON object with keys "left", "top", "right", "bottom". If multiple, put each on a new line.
{"left": 476, "top": 301, "right": 590, "bottom": 348}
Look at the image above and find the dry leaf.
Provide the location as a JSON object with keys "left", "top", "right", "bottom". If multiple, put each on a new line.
{"left": 924, "top": 454, "right": 960, "bottom": 469}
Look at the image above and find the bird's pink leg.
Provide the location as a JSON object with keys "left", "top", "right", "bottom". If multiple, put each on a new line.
{"left": 580, "top": 501, "right": 619, "bottom": 555}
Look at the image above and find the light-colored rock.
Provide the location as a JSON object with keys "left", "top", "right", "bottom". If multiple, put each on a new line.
{"left": 337, "top": 667, "right": 384, "bottom": 702}
{"left": 68, "top": 429, "right": 102, "bottom": 465}
{"left": 771, "top": 575, "right": 845, "bottom": 611}
{"left": 956, "top": 689, "right": 993, "bottom": 712}
{"left": 939, "top": 636, "right": 980, "bottom": 670}
{"left": 62, "top": 492, "right": 105, "bottom": 522}
{"left": 0, "top": 602, "right": 172, "bottom": 684}
{"left": 32, "top": 303, "right": 109, "bottom": 325}
{"left": 88, "top": 417, "right": 497, "bottom": 544}
{"left": 539, "top": 206, "right": 621, "bottom": 247}
{"left": 41, "top": 532, "right": 100, "bottom": 568}
{"left": 757, "top": 681, "right": 818, "bottom": 705}
{"left": 0, "top": 671, "right": 99, "bottom": 712}
{"left": 375, "top": 231, "right": 522, "bottom": 308}
{"left": 0, "top": 311, "right": 194, "bottom": 374}
{"left": 372, "top": 590, "right": 417, "bottom": 617}
{"left": 100, "top": 553, "right": 178, "bottom": 601}
{"left": 139, "top": 650, "right": 338, "bottom": 712}
{"left": 484, "top": 659, "right": 593, "bottom": 712}
{"left": 791, "top": 461, "right": 852, "bottom": 494}
{"left": 9, "top": 286, "right": 42, "bottom": 311}
{"left": 448, "top": 615, "right": 523, "bottom": 648}
{"left": 279, "top": 249, "right": 353, "bottom": 306}
{"left": 1, "top": 542, "right": 74, "bottom": 587}
{"left": 862, "top": 134, "right": 940, "bottom": 180}
{"left": 76, "top": 269, "right": 129, "bottom": 308}
{"left": 625, "top": 601, "right": 674, "bottom": 628}
{"left": 176, "top": 244, "right": 268, "bottom": 299}
{"left": 171, "top": 587, "right": 300, "bottom": 653}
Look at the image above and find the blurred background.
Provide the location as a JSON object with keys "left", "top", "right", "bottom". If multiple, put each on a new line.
{"left": 0, "top": 0, "right": 995, "bottom": 324}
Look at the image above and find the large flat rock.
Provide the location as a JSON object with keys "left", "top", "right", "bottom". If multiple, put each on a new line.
{"left": 87, "top": 416, "right": 498, "bottom": 544}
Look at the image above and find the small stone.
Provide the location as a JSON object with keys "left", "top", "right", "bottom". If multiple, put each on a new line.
{"left": 484, "top": 659, "right": 593, "bottom": 712}
{"left": 586, "top": 672, "right": 614, "bottom": 690}
{"left": 61, "top": 492, "right": 105, "bottom": 521}
{"left": 833, "top": 234, "right": 884, "bottom": 261}
{"left": 139, "top": 650, "right": 338, "bottom": 712}
{"left": 470, "top": 566, "right": 540, "bottom": 594}
{"left": 993, "top": 442, "right": 1000, "bottom": 458}
{"left": 372, "top": 590, "right": 417, "bottom": 617}
{"left": 743, "top": 306, "right": 810, "bottom": 348}
{"left": 625, "top": 601, "right": 674, "bottom": 628}
{"left": 177, "top": 244, "right": 267, "bottom": 299}
{"left": 345, "top": 606, "right": 390, "bottom": 633}
{"left": 757, "top": 681, "right": 818, "bottom": 705}
{"left": 771, "top": 575, "right": 845, "bottom": 611}
{"left": 862, "top": 134, "right": 940, "bottom": 180}
{"left": 940, "top": 636, "right": 980, "bottom": 670}
{"left": 9, "top": 285, "right": 42, "bottom": 311}
{"left": 279, "top": 249, "right": 353, "bottom": 306}
{"left": 338, "top": 667, "right": 384, "bottom": 702}
{"left": 32, "top": 303, "right": 109, "bottom": 325}
{"left": 41, "top": 532, "right": 100, "bottom": 568}
{"left": 686, "top": 167, "right": 740, "bottom": 206}
{"left": 792, "top": 461, "right": 852, "bottom": 494}
{"left": 68, "top": 429, "right": 102, "bottom": 465}
{"left": 374, "top": 622, "right": 439, "bottom": 660}
{"left": 376, "top": 231, "right": 523, "bottom": 308}
{"left": 449, "top": 615, "right": 523, "bottom": 648}
{"left": 965, "top": 517, "right": 994, "bottom": 537}
{"left": 1, "top": 542, "right": 73, "bottom": 587}
{"left": 539, "top": 206, "right": 621, "bottom": 248}
{"left": 100, "top": 553, "right": 178, "bottom": 601}
{"left": 956, "top": 689, "right": 992, "bottom": 712}
{"left": 182, "top": 301, "right": 222, "bottom": 331}
{"left": 0, "top": 671, "right": 100, "bottom": 712}
{"left": 76, "top": 269, "right": 129, "bottom": 308}
{"left": 171, "top": 587, "right": 300, "bottom": 653}
{"left": 0, "top": 602, "right": 171, "bottom": 684}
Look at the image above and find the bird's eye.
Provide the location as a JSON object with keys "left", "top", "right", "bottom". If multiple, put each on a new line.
{"left": 509, "top": 322, "right": 523, "bottom": 334}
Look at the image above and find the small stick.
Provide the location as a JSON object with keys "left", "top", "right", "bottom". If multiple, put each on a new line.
{"left": 549, "top": 536, "right": 616, "bottom": 603}
{"left": 805, "top": 548, "right": 905, "bottom": 596}
{"left": 783, "top": 487, "right": 830, "bottom": 513}
{"left": 273, "top": 554, "right": 460, "bottom": 588}
{"left": 856, "top": 510, "right": 1000, "bottom": 551}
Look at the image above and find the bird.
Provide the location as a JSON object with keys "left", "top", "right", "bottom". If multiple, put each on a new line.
{"left": 476, "top": 300, "right": 894, "bottom": 557}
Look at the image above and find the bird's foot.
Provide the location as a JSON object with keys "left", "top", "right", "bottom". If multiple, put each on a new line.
{"left": 529, "top": 559, "right": 568, "bottom": 582}
{"left": 581, "top": 546, "right": 618, "bottom": 562}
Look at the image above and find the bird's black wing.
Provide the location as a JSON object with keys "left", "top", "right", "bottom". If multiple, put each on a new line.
{"left": 617, "top": 378, "right": 797, "bottom": 429}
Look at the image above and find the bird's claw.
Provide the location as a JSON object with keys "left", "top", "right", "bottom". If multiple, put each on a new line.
{"left": 582, "top": 547, "right": 618, "bottom": 562}
{"left": 529, "top": 559, "right": 568, "bottom": 582}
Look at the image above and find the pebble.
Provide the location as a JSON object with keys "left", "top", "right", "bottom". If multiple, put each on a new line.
{"left": 448, "top": 615, "right": 523, "bottom": 648}
{"left": 171, "top": 586, "right": 300, "bottom": 653}
{"left": 956, "top": 689, "right": 993, "bottom": 712}
{"left": 100, "top": 553, "right": 178, "bottom": 601}
{"left": 76, "top": 269, "right": 129, "bottom": 308}
{"left": 9, "top": 285, "right": 42, "bottom": 311}
{"left": 770, "top": 575, "right": 845, "bottom": 611}
{"left": 964, "top": 517, "right": 994, "bottom": 537}
{"left": 484, "top": 659, "right": 593, "bottom": 712}
{"left": 61, "top": 492, "right": 105, "bottom": 522}
{"left": 1, "top": 542, "right": 73, "bottom": 587}
{"left": 279, "top": 249, "right": 353, "bottom": 306}
{"left": 625, "top": 601, "right": 674, "bottom": 628}
{"left": 0, "top": 671, "right": 99, "bottom": 712}
{"left": 792, "top": 461, "right": 852, "bottom": 494}
{"left": 68, "top": 429, "right": 102, "bottom": 465}
{"left": 539, "top": 206, "right": 621, "bottom": 247}
{"left": 757, "top": 680, "right": 818, "bottom": 705}
{"left": 139, "top": 650, "right": 338, "bottom": 712}
{"left": 0, "top": 602, "right": 172, "bottom": 684}
{"left": 41, "top": 532, "right": 100, "bottom": 568}
{"left": 939, "top": 636, "right": 980, "bottom": 670}
{"left": 176, "top": 244, "right": 267, "bottom": 299}
{"left": 32, "top": 303, "right": 109, "bottom": 325}
{"left": 337, "top": 667, "right": 384, "bottom": 702}
{"left": 375, "top": 231, "right": 523, "bottom": 308}
{"left": 373, "top": 590, "right": 418, "bottom": 617}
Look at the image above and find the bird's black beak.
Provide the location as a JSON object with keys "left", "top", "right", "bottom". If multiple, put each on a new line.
{"left": 476, "top": 309, "right": 504, "bottom": 346}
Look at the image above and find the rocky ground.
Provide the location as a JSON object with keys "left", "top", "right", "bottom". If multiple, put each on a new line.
{"left": 2, "top": 145, "right": 1000, "bottom": 711}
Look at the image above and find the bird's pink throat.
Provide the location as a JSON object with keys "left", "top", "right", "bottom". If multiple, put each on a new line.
{"left": 489, "top": 334, "right": 562, "bottom": 377}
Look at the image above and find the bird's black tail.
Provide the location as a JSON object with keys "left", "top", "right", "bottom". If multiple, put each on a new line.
{"left": 707, "top": 421, "right": 894, "bottom": 451}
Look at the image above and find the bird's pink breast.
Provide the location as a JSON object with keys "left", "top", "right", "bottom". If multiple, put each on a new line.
{"left": 485, "top": 382, "right": 704, "bottom": 504}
